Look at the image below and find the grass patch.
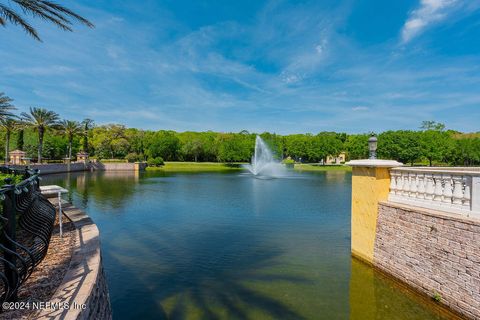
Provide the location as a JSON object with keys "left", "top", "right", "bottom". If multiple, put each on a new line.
{"left": 145, "top": 162, "right": 352, "bottom": 173}
{"left": 146, "top": 162, "right": 245, "bottom": 172}
{"left": 294, "top": 164, "right": 351, "bottom": 172}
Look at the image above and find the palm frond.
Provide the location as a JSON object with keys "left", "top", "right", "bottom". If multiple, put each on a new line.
{"left": 0, "top": 92, "right": 17, "bottom": 119}
{"left": 11, "top": 1, "right": 72, "bottom": 32}
{"left": 2, "top": 0, "right": 94, "bottom": 41}
{"left": 0, "top": 4, "right": 40, "bottom": 40}
{"left": 21, "top": 107, "right": 59, "bottom": 128}
{"left": 38, "top": 1, "right": 94, "bottom": 27}
{"left": 59, "top": 119, "right": 82, "bottom": 133}
{"left": 0, "top": 117, "right": 20, "bottom": 131}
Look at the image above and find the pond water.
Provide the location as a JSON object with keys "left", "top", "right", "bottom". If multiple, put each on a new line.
{"left": 43, "top": 170, "right": 450, "bottom": 320}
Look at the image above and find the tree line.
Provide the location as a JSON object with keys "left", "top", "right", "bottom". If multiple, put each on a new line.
{"left": 1, "top": 95, "right": 479, "bottom": 166}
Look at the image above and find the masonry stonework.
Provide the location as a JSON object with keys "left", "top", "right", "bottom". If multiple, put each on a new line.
{"left": 375, "top": 202, "right": 480, "bottom": 319}
{"left": 37, "top": 205, "right": 112, "bottom": 320}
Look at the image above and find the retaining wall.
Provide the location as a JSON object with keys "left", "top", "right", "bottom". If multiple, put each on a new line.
{"left": 89, "top": 162, "right": 147, "bottom": 171}
{"left": 375, "top": 201, "right": 480, "bottom": 319}
{"left": 36, "top": 205, "right": 112, "bottom": 320}
{"left": 12, "top": 162, "right": 87, "bottom": 174}
{"left": 11, "top": 161, "right": 147, "bottom": 174}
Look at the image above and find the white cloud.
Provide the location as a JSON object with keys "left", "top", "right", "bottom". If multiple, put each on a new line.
{"left": 3, "top": 65, "right": 75, "bottom": 76}
{"left": 401, "top": 0, "right": 459, "bottom": 43}
{"left": 352, "top": 106, "right": 369, "bottom": 111}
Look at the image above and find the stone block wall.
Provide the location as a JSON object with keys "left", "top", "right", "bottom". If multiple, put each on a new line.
{"left": 12, "top": 162, "right": 87, "bottom": 174}
{"left": 37, "top": 205, "right": 112, "bottom": 320}
{"left": 79, "top": 264, "right": 111, "bottom": 320}
{"left": 89, "top": 162, "right": 145, "bottom": 171}
{"left": 12, "top": 161, "right": 147, "bottom": 174}
{"left": 375, "top": 202, "right": 480, "bottom": 319}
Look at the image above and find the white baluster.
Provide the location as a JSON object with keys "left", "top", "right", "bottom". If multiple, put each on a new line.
{"left": 409, "top": 172, "right": 418, "bottom": 198}
{"left": 442, "top": 174, "right": 453, "bottom": 204}
{"left": 417, "top": 173, "right": 426, "bottom": 199}
{"left": 463, "top": 176, "right": 471, "bottom": 210}
{"left": 452, "top": 175, "right": 464, "bottom": 206}
{"left": 433, "top": 174, "right": 443, "bottom": 202}
{"left": 396, "top": 172, "right": 405, "bottom": 196}
{"left": 389, "top": 171, "right": 398, "bottom": 195}
{"left": 387, "top": 169, "right": 476, "bottom": 217}
{"left": 402, "top": 172, "right": 410, "bottom": 197}
{"left": 424, "top": 173, "right": 434, "bottom": 200}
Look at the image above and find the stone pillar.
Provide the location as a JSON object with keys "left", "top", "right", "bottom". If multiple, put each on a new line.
{"left": 134, "top": 162, "right": 147, "bottom": 172}
{"left": 346, "top": 159, "right": 403, "bottom": 264}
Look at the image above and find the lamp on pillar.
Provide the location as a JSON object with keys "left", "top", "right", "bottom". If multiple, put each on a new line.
{"left": 368, "top": 134, "right": 378, "bottom": 160}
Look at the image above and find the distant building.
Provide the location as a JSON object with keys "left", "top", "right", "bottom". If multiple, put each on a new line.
{"left": 9, "top": 150, "right": 31, "bottom": 165}
{"left": 326, "top": 152, "right": 346, "bottom": 165}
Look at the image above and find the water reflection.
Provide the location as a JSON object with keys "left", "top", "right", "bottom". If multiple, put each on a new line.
{"left": 41, "top": 171, "right": 450, "bottom": 320}
{"left": 349, "top": 258, "right": 454, "bottom": 320}
{"left": 44, "top": 171, "right": 139, "bottom": 210}
{"left": 107, "top": 225, "right": 309, "bottom": 319}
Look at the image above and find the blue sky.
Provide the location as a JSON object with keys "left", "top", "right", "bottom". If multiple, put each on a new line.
{"left": 1, "top": 0, "right": 480, "bottom": 133}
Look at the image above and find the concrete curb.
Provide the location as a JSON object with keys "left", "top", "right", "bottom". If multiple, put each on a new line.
{"left": 36, "top": 205, "right": 112, "bottom": 320}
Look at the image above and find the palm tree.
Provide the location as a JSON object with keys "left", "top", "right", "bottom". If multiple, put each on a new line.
{"left": 21, "top": 107, "right": 59, "bottom": 163}
{"left": 0, "top": 0, "right": 94, "bottom": 41}
{"left": 0, "top": 118, "right": 19, "bottom": 164}
{"left": 81, "top": 118, "right": 94, "bottom": 153}
{"left": 59, "top": 119, "right": 81, "bottom": 160}
{"left": 0, "top": 92, "right": 16, "bottom": 120}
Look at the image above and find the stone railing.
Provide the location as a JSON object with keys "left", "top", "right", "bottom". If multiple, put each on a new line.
{"left": 388, "top": 167, "right": 480, "bottom": 218}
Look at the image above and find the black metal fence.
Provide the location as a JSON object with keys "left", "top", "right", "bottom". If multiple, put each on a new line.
{"left": 0, "top": 167, "right": 56, "bottom": 304}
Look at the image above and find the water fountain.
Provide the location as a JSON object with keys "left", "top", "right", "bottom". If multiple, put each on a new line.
{"left": 244, "top": 136, "right": 287, "bottom": 177}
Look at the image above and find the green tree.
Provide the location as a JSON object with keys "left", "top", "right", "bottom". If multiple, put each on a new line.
{"left": 145, "top": 131, "right": 180, "bottom": 161}
{"left": 20, "top": 107, "right": 59, "bottom": 163}
{"left": 0, "top": 0, "right": 93, "bottom": 41}
{"left": 59, "top": 120, "right": 82, "bottom": 160}
{"left": 378, "top": 131, "right": 422, "bottom": 165}
{"left": 182, "top": 138, "right": 204, "bottom": 162}
{"left": 43, "top": 134, "right": 68, "bottom": 160}
{"left": 344, "top": 134, "right": 369, "bottom": 160}
{"left": 420, "top": 121, "right": 445, "bottom": 131}
{"left": 284, "top": 134, "right": 311, "bottom": 162}
{"left": 199, "top": 131, "right": 219, "bottom": 161}
{"left": 0, "top": 118, "right": 19, "bottom": 163}
{"left": 449, "top": 137, "right": 480, "bottom": 166}
{"left": 81, "top": 118, "right": 94, "bottom": 153}
{"left": 125, "top": 128, "right": 145, "bottom": 156}
{"left": 16, "top": 128, "right": 24, "bottom": 150}
{"left": 420, "top": 130, "right": 453, "bottom": 166}
{"left": 91, "top": 124, "right": 130, "bottom": 159}
{"left": 310, "top": 132, "right": 343, "bottom": 163}
{"left": 216, "top": 133, "right": 252, "bottom": 162}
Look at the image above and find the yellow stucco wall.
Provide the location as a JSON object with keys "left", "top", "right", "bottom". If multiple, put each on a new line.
{"left": 351, "top": 166, "right": 391, "bottom": 263}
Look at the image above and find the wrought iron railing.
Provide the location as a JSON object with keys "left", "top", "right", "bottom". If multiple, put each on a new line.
{"left": 0, "top": 166, "right": 56, "bottom": 305}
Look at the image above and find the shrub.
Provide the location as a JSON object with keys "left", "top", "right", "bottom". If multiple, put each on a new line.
{"left": 0, "top": 174, "right": 24, "bottom": 185}
{"left": 432, "top": 292, "right": 442, "bottom": 302}
{"left": 125, "top": 153, "right": 144, "bottom": 163}
{"left": 147, "top": 157, "right": 164, "bottom": 167}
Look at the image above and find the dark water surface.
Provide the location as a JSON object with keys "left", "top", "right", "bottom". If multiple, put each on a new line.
{"left": 43, "top": 170, "right": 449, "bottom": 320}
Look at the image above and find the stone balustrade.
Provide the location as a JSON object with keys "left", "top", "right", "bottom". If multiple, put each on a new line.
{"left": 388, "top": 167, "right": 480, "bottom": 218}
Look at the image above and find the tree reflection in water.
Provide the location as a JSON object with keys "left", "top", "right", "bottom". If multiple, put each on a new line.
{"left": 106, "top": 224, "right": 310, "bottom": 319}
{"left": 43, "top": 171, "right": 139, "bottom": 210}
